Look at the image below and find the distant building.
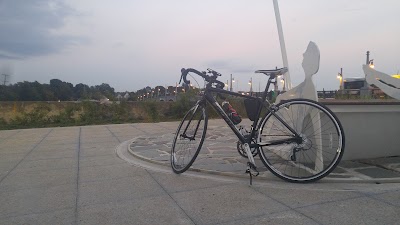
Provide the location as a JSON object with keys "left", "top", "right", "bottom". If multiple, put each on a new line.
{"left": 124, "top": 92, "right": 130, "bottom": 99}
{"left": 343, "top": 77, "right": 365, "bottom": 90}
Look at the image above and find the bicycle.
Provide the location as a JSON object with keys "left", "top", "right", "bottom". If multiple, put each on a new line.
{"left": 170, "top": 67, "right": 345, "bottom": 183}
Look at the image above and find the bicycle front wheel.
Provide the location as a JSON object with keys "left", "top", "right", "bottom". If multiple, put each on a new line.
{"left": 258, "top": 99, "right": 345, "bottom": 183}
{"left": 171, "top": 105, "right": 208, "bottom": 173}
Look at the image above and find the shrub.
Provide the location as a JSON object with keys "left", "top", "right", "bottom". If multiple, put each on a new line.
{"left": 11, "top": 104, "right": 51, "bottom": 127}
{"left": 142, "top": 101, "right": 158, "bottom": 122}
{"left": 166, "top": 92, "right": 197, "bottom": 119}
{"left": 50, "top": 104, "right": 80, "bottom": 126}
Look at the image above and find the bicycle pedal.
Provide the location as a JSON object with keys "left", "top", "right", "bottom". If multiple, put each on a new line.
{"left": 246, "top": 162, "right": 260, "bottom": 176}
{"left": 246, "top": 167, "right": 259, "bottom": 185}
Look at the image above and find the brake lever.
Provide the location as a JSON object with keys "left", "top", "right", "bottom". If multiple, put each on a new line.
{"left": 207, "top": 68, "right": 221, "bottom": 77}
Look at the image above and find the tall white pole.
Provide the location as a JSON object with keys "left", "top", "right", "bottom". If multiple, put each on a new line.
{"left": 273, "top": 0, "right": 291, "bottom": 90}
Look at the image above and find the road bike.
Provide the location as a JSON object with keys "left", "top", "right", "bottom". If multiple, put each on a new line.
{"left": 170, "top": 67, "right": 345, "bottom": 183}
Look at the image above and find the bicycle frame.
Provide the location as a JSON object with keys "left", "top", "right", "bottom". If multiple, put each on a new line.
{"left": 201, "top": 75, "right": 302, "bottom": 148}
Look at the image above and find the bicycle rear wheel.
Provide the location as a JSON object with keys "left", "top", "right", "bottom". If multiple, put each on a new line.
{"left": 258, "top": 99, "right": 345, "bottom": 183}
{"left": 171, "top": 105, "right": 207, "bottom": 173}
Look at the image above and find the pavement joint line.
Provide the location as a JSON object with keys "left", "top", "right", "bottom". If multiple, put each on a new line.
{"left": 0, "top": 128, "right": 53, "bottom": 186}
{"left": 125, "top": 136, "right": 400, "bottom": 184}
{"left": 74, "top": 127, "right": 81, "bottom": 225}
{"left": 105, "top": 126, "right": 122, "bottom": 143}
{"left": 249, "top": 187, "right": 322, "bottom": 225}
{"left": 363, "top": 191, "right": 400, "bottom": 207}
{"left": 130, "top": 124, "right": 149, "bottom": 135}
{"left": 145, "top": 169, "right": 198, "bottom": 225}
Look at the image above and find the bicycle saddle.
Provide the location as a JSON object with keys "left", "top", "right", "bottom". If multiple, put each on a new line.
{"left": 255, "top": 67, "right": 287, "bottom": 77}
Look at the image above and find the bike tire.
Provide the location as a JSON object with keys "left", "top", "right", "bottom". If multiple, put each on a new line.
{"left": 171, "top": 105, "right": 208, "bottom": 174}
{"left": 258, "top": 98, "right": 345, "bottom": 183}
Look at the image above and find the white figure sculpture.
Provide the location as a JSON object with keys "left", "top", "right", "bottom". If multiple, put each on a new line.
{"left": 266, "top": 41, "right": 323, "bottom": 172}
{"left": 276, "top": 41, "right": 320, "bottom": 103}
{"left": 363, "top": 65, "right": 400, "bottom": 100}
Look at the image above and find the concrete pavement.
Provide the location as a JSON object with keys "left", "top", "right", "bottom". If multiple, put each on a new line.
{"left": 0, "top": 120, "right": 399, "bottom": 224}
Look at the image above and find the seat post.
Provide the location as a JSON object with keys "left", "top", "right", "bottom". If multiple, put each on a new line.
{"left": 261, "top": 76, "right": 274, "bottom": 102}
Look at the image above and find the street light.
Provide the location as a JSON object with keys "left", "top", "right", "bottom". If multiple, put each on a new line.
{"left": 337, "top": 68, "right": 343, "bottom": 90}
{"left": 248, "top": 77, "right": 253, "bottom": 95}
{"left": 280, "top": 78, "right": 285, "bottom": 91}
{"left": 366, "top": 51, "right": 375, "bottom": 68}
{"left": 369, "top": 59, "right": 375, "bottom": 69}
{"left": 230, "top": 74, "right": 235, "bottom": 92}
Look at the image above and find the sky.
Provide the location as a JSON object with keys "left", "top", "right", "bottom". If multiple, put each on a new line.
{"left": 0, "top": 0, "right": 399, "bottom": 92}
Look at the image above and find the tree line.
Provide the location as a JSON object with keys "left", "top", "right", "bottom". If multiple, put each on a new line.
{"left": 0, "top": 78, "right": 193, "bottom": 101}
{"left": 0, "top": 79, "right": 127, "bottom": 101}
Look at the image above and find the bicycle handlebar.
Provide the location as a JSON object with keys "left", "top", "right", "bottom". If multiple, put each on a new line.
{"left": 180, "top": 68, "right": 225, "bottom": 89}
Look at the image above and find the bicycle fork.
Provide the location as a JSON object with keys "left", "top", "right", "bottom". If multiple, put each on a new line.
{"left": 243, "top": 143, "right": 259, "bottom": 185}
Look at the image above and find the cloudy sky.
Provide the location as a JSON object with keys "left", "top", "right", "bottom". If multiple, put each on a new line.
{"left": 0, "top": 0, "right": 399, "bottom": 92}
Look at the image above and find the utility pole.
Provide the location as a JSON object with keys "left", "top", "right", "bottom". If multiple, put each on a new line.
{"left": 2, "top": 73, "right": 10, "bottom": 86}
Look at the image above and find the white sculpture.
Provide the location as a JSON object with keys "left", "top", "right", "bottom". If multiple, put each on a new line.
{"left": 265, "top": 41, "right": 323, "bottom": 172}
{"left": 276, "top": 41, "right": 320, "bottom": 103}
{"left": 363, "top": 65, "right": 400, "bottom": 100}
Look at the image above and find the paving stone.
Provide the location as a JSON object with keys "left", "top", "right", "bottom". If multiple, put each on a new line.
{"left": 360, "top": 156, "right": 400, "bottom": 165}
{"left": 219, "top": 210, "right": 319, "bottom": 225}
{"left": 1, "top": 168, "right": 76, "bottom": 191}
{"left": 80, "top": 146, "right": 116, "bottom": 157}
{"left": 25, "top": 149, "right": 76, "bottom": 161}
{"left": 355, "top": 167, "right": 400, "bottom": 178}
{"left": 254, "top": 184, "right": 363, "bottom": 208}
{"left": 298, "top": 196, "right": 400, "bottom": 225}
{"left": 78, "top": 173, "right": 165, "bottom": 206}
{"left": 79, "top": 163, "right": 143, "bottom": 182}
{"left": 371, "top": 190, "right": 400, "bottom": 207}
{"left": 331, "top": 166, "right": 348, "bottom": 173}
{"left": 0, "top": 208, "right": 75, "bottom": 225}
{"left": 79, "top": 155, "right": 126, "bottom": 168}
{"left": 0, "top": 153, "right": 26, "bottom": 164}
{"left": 15, "top": 157, "right": 77, "bottom": 172}
{"left": 338, "top": 160, "right": 371, "bottom": 168}
{"left": 148, "top": 171, "right": 229, "bottom": 193}
{"left": 78, "top": 195, "right": 194, "bottom": 225}
{"left": 0, "top": 184, "right": 75, "bottom": 218}
{"left": 171, "top": 184, "right": 289, "bottom": 224}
